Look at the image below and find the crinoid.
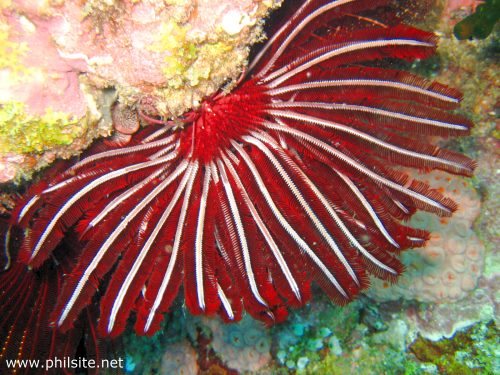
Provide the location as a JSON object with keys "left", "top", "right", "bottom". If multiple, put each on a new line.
{"left": 3, "top": 0, "right": 475, "bottom": 347}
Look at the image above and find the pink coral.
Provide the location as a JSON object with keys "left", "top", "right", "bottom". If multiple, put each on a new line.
{"left": 442, "top": 0, "right": 485, "bottom": 24}
{"left": 0, "top": 155, "right": 22, "bottom": 183}
{"left": 2, "top": 0, "right": 278, "bottom": 117}
{"left": 1, "top": 7, "right": 88, "bottom": 118}
{"left": 445, "top": 0, "right": 484, "bottom": 14}
{"left": 160, "top": 340, "right": 199, "bottom": 375}
{"left": 368, "top": 171, "right": 484, "bottom": 303}
{"left": 0, "top": 0, "right": 278, "bottom": 182}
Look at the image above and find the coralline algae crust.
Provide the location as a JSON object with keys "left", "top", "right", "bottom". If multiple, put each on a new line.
{"left": 0, "top": 0, "right": 282, "bottom": 182}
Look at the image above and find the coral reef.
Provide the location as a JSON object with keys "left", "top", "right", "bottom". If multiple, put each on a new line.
{"left": 160, "top": 340, "right": 198, "bottom": 375}
{"left": 368, "top": 171, "right": 484, "bottom": 303}
{"left": 269, "top": 296, "right": 497, "bottom": 374}
{"left": 406, "top": 287, "right": 496, "bottom": 341}
{"left": 202, "top": 315, "right": 272, "bottom": 373}
{"left": 272, "top": 298, "right": 362, "bottom": 372}
{"left": 1, "top": 0, "right": 496, "bottom": 373}
{"left": 123, "top": 308, "right": 188, "bottom": 374}
{"left": 0, "top": 0, "right": 280, "bottom": 181}
{"left": 409, "top": 321, "right": 499, "bottom": 374}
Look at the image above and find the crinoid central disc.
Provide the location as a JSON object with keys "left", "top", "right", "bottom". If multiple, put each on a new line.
{"left": 178, "top": 82, "right": 270, "bottom": 163}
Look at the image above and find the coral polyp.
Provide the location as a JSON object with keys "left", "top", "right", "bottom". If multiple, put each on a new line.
{"left": 1, "top": 0, "right": 476, "bottom": 370}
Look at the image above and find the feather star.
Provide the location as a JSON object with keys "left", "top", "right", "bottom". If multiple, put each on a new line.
{"left": 3, "top": 0, "right": 475, "bottom": 342}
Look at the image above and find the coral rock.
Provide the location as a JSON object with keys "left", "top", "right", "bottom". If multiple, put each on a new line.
{"left": 368, "top": 171, "right": 484, "bottom": 303}
{"left": 160, "top": 340, "right": 199, "bottom": 375}
{"left": 204, "top": 316, "right": 271, "bottom": 372}
{"left": 0, "top": 0, "right": 279, "bottom": 182}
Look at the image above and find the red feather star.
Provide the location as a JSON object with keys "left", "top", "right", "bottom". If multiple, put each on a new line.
{"left": 1, "top": 0, "right": 475, "bottom": 355}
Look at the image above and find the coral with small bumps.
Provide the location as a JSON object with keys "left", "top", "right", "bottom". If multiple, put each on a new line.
{"left": 273, "top": 298, "right": 362, "bottom": 372}
{"left": 203, "top": 315, "right": 272, "bottom": 372}
{"left": 369, "top": 171, "right": 484, "bottom": 303}
{"left": 160, "top": 340, "right": 198, "bottom": 375}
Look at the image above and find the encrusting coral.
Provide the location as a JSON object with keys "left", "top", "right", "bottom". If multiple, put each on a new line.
{"left": 160, "top": 339, "right": 199, "bottom": 375}
{"left": 202, "top": 315, "right": 272, "bottom": 372}
{"left": 369, "top": 170, "right": 484, "bottom": 303}
{"left": 0, "top": 0, "right": 280, "bottom": 182}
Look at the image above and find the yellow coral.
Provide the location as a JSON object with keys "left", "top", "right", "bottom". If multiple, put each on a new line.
{"left": 0, "top": 101, "right": 85, "bottom": 153}
{"left": 0, "top": 24, "right": 30, "bottom": 77}
{"left": 185, "top": 42, "right": 233, "bottom": 86}
{"left": 150, "top": 19, "right": 242, "bottom": 91}
{"left": 151, "top": 21, "right": 198, "bottom": 88}
{"left": 164, "top": 0, "right": 189, "bottom": 5}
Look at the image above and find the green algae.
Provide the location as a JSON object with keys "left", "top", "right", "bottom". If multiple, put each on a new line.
{"left": 123, "top": 309, "right": 188, "bottom": 374}
{"left": 0, "top": 101, "right": 84, "bottom": 154}
{"left": 303, "top": 344, "right": 427, "bottom": 375}
{"left": 409, "top": 321, "right": 499, "bottom": 374}
{"left": 454, "top": 0, "right": 500, "bottom": 40}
